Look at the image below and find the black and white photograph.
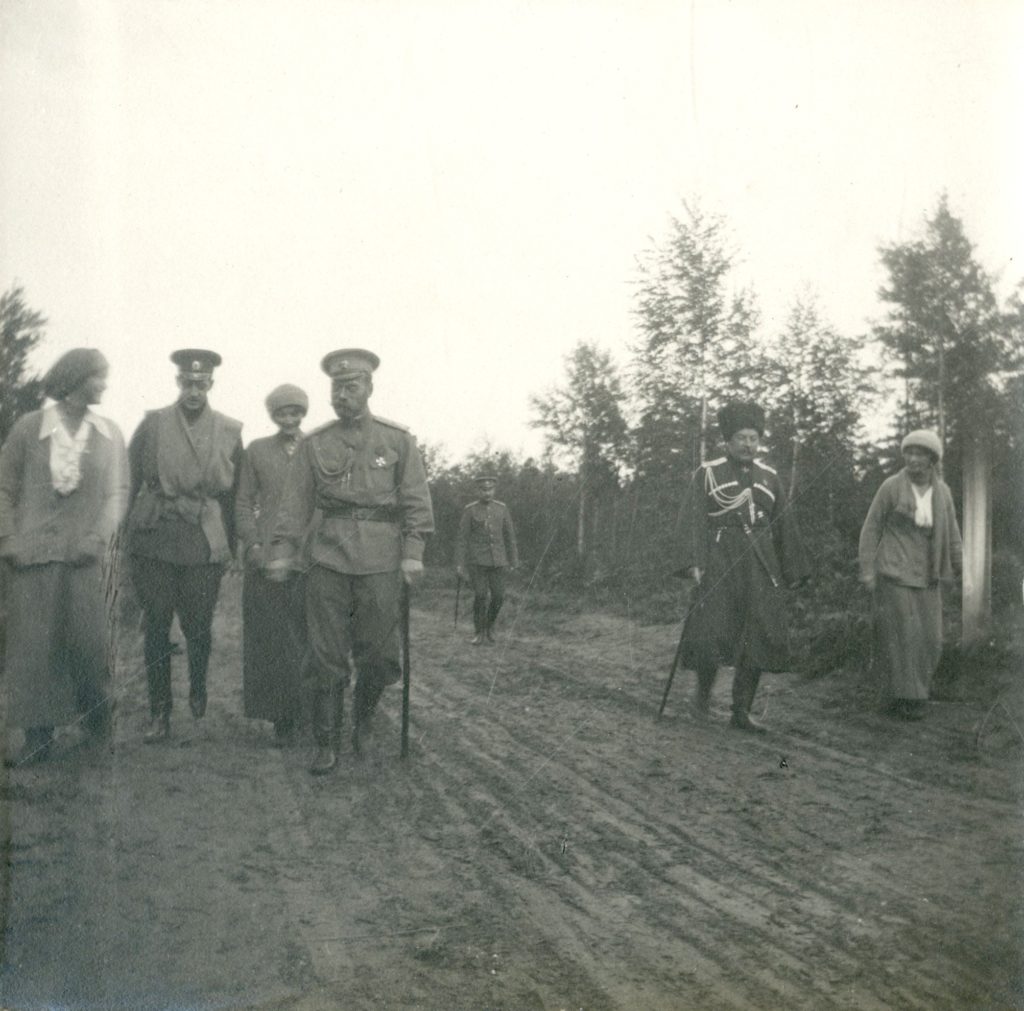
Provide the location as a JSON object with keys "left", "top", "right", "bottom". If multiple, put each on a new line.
{"left": 1, "top": 1, "right": 1022, "bottom": 1008}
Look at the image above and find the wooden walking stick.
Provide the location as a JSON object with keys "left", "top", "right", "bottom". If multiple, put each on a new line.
{"left": 400, "top": 580, "right": 411, "bottom": 759}
{"left": 658, "top": 583, "right": 699, "bottom": 718}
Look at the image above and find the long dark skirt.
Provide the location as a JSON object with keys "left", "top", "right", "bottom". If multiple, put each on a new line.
{"left": 4, "top": 561, "right": 108, "bottom": 727}
{"left": 242, "top": 571, "right": 308, "bottom": 724}
{"left": 873, "top": 577, "right": 943, "bottom": 702}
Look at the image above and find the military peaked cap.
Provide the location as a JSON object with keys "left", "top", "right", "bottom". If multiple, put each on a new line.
{"left": 171, "top": 348, "right": 222, "bottom": 376}
{"left": 321, "top": 348, "right": 380, "bottom": 379}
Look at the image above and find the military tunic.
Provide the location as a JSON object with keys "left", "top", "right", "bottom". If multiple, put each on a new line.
{"left": 455, "top": 498, "right": 518, "bottom": 636}
{"left": 126, "top": 403, "right": 243, "bottom": 718}
{"left": 677, "top": 455, "right": 808, "bottom": 673}
{"left": 455, "top": 499, "right": 519, "bottom": 569}
{"left": 270, "top": 412, "right": 433, "bottom": 695}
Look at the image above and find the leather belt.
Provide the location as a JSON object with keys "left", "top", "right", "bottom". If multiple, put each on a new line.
{"left": 320, "top": 504, "right": 399, "bottom": 523}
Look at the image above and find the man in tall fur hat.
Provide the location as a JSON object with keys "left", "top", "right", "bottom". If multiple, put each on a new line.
{"left": 676, "top": 400, "right": 809, "bottom": 732}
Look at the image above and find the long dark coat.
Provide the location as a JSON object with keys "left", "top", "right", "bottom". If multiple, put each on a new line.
{"left": 676, "top": 454, "right": 808, "bottom": 672}
{"left": 235, "top": 433, "right": 309, "bottom": 723}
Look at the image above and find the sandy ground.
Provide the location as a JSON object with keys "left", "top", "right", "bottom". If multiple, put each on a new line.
{"left": 2, "top": 574, "right": 1022, "bottom": 1010}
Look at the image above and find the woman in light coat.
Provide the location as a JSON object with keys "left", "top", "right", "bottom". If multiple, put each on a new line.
{"left": 0, "top": 349, "right": 128, "bottom": 765}
{"left": 858, "top": 430, "right": 963, "bottom": 720}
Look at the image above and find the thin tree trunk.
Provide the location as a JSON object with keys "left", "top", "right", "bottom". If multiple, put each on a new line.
{"left": 937, "top": 329, "right": 946, "bottom": 478}
{"left": 609, "top": 495, "right": 617, "bottom": 561}
{"left": 576, "top": 480, "right": 586, "bottom": 560}
{"left": 699, "top": 393, "right": 707, "bottom": 464}
{"left": 698, "top": 337, "right": 708, "bottom": 464}
{"left": 789, "top": 435, "right": 799, "bottom": 501}
{"left": 789, "top": 401, "right": 800, "bottom": 501}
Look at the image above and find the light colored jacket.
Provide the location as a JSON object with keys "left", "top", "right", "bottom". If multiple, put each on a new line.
{"left": 858, "top": 470, "right": 962, "bottom": 587}
{"left": 0, "top": 406, "right": 128, "bottom": 566}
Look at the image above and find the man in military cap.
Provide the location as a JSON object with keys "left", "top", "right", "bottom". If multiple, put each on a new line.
{"left": 676, "top": 401, "right": 809, "bottom": 732}
{"left": 266, "top": 349, "right": 433, "bottom": 775}
{"left": 455, "top": 473, "right": 519, "bottom": 645}
{"left": 126, "top": 349, "right": 243, "bottom": 741}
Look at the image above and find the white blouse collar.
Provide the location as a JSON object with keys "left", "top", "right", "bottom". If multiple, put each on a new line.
{"left": 38, "top": 404, "right": 111, "bottom": 440}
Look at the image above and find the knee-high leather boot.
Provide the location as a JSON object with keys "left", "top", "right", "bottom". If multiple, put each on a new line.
{"left": 730, "top": 665, "right": 766, "bottom": 733}
{"left": 309, "top": 689, "right": 337, "bottom": 775}
{"left": 471, "top": 595, "right": 487, "bottom": 644}
{"left": 351, "top": 676, "right": 384, "bottom": 754}
{"left": 485, "top": 596, "right": 503, "bottom": 642}
{"left": 330, "top": 686, "right": 345, "bottom": 756}
{"left": 692, "top": 661, "right": 717, "bottom": 719}
{"left": 186, "top": 630, "right": 212, "bottom": 718}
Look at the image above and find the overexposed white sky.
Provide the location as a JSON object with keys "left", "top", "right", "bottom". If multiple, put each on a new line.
{"left": 2, "top": 0, "right": 1020, "bottom": 459}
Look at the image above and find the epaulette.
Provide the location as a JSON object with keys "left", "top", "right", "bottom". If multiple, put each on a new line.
{"left": 753, "top": 458, "right": 777, "bottom": 475}
{"left": 702, "top": 457, "right": 727, "bottom": 468}
{"left": 372, "top": 415, "right": 410, "bottom": 433}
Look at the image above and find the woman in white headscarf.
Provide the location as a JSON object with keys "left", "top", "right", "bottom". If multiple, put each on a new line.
{"left": 0, "top": 349, "right": 128, "bottom": 765}
{"left": 858, "top": 430, "right": 963, "bottom": 720}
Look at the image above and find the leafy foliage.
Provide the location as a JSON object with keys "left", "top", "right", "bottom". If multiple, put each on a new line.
{"left": 430, "top": 197, "right": 1017, "bottom": 674}
{"left": 874, "top": 194, "right": 1022, "bottom": 449}
{"left": 632, "top": 202, "right": 759, "bottom": 474}
{"left": 757, "top": 295, "right": 871, "bottom": 535}
{"left": 529, "top": 343, "right": 629, "bottom": 573}
{"left": 872, "top": 196, "right": 1024, "bottom": 580}
{"left": 0, "top": 285, "right": 46, "bottom": 441}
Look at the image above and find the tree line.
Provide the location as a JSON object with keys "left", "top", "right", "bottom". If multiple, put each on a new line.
{"left": 425, "top": 197, "right": 1023, "bottom": 669}
{"left": 3, "top": 196, "right": 1022, "bottom": 671}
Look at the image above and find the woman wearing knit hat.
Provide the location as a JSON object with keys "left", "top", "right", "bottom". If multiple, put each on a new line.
{"left": 858, "top": 430, "right": 963, "bottom": 720}
{"left": 234, "top": 384, "right": 311, "bottom": 744}
{"left": 1, "top": 348, "right": 128, "bottom": 766}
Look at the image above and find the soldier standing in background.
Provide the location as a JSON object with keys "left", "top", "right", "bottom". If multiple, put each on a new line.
{"left": 126, "top": 350, "right": 243, "bottom": 742}
{"left": 676, "top": 401, "right": 809, "bottom": 732}
{"left": 455, "top": 473, "right": 519, "bottom": 645}
{"left": 235, "top": 383, "right": 310, "bottom": 745}
{"left": 266, "top": 349, "right": 433, "bottom": 775}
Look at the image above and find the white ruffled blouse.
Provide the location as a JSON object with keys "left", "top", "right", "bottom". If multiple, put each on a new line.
{"left": 40, "top": 405, "right": 101, "bottom": 496}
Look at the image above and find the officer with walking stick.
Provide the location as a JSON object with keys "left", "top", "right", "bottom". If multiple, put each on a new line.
{"left": 670, "top": 401, "right": 809, "bottom": 732}
{"left": 266, "top": 349, "right": 433, "bottom": 774}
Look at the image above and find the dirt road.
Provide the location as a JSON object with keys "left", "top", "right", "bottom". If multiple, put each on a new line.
{"left": 2, "top": 576, "right": 1022, "bottom": 1009}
